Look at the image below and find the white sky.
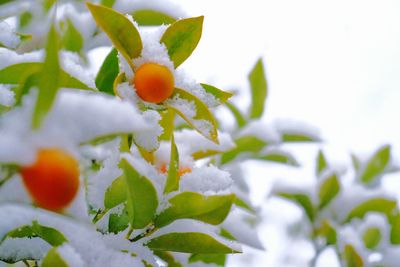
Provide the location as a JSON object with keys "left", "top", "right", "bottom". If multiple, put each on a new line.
{"left": 174, "top": 0, "right": 400, "bottom": 266}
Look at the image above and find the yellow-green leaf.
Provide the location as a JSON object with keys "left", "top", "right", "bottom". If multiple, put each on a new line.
{"left": 345, "top": 198, "right": 397, "bottom": 223}
{"left": 344, "top": 244, "right": 363, "bottom": 267}
{"left": 200, "top": 83, "right": 233, "bottom": 105}
{"left": 132, "top": 9, "right": 176, "bottom": 26}
{"left": 318, "top": 173, "right": 340, "bottom": 210}
{"left": 249, "top": 58, "right": 267, "bottom": 119}
{"left": 104, "top": 175, "right": 127, "bottom": 209}
{"left": 62, "top": 19, "right": 83, "bottom": 52}
{"left": 362, "top": 227, "right": 381, "bottom": 249}
{"left": 220, "top": 135, "right": 267, "bottom": 165}
{"left": 159, "top": 108, "right": 175, "bottom": 141}
{"left": 160, "top": 16, "right": 204, "bottom": 68}
{"left": 164, "top": 135, "right": 180, "bottom": 193}
{"left": 167, "top": 88, "right": 218, "bottom": 143}
{"left": 277, "top": 192, "right": 315, "bottom": 222}
{"left": 120, "top": 159, "right": 158, "bottom": 229}
{"left": 316, "top": 149, "right": 328, "bottom": 176}
{"left": 225, "top": 102, "right": 247, "bottom": 128}
{"left": 154, "top": 192, "right": 235, "bottom": 227}
{"left": 95, "top": 48, "right": 119, "bottom": 95}
{"left": 87, "top": 2, "right": 142, "bottom": 70}
{"left": 146, "top": 232, "right": 240, "bottom": 254}
{"left": 359, "top": 145, "right": 391, "bottom": 184}
{"left": 42, "top": 247, "right": 68, "bottom": 267}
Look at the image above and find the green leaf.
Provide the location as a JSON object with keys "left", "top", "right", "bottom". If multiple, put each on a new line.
{"left": 164, "top": 135, "right": 180, "bottom": 193}
{"left": 167, "top": 88, "right": 218, "bottom": 143}
{"left": 351, "top": 153, "right": 361, "bottom": 172}
{"left": 281, "top": 132, "right": 320, "bottom": 142}
{"left": 132, "top": 9, "right": 176, "bottom": 26}
{"left": 343, "top": 244, "right": 363, "bottom": 267}
{"left": 4, "top": 221, "right": 67, "bottom": 247}
{"left": 0, "top": 0, "right": 13, "bottom": 5}
{"left": 248, "top": 58, "right": 267, "bottom": 119}
{"left": 104, "top": 175, "right": 127, "bottom": 209}
{"left": 359, "top": 145, "right": 391, "bottom": 184}
{"left": 315, "top": 220, "right": 337, "bottom": 245}
{"left": 234, "top": 197, "right": 256, "bottom": 214}
{"left": 189, "top": 254, "right": 226, "bottom": 266}
{"left": 44, "top": 0, "right": 57, "bottom": 11}
{"left": 87, "top": 2, "right": 142, "bottom": 70}
{"left": 109, "top": 205, "right": 130, "bottom": 234}
{"left": 120, "top": 159, "right": 158, "bottom": 229}
{"left": 154, "top": 192, "right": 235, "bottom": 227}
{"left": 42, "top": 247, "right": 68, "bottom": 267}
{"left": 257, "top": 150, "right": 299, "bottom": 166}
{"left": 316, "top": 149, "right": 328, "bottom": 176}
{"left": 159, "top": 108, "right": 175, "bottom": 141}
{"left": 160, "top": 16, "right": 204, "bottom": 68}
{"left": 95, "top": 48, "right": 119, "bottom": 95}
{"left": 146, "top": 232, "right": 240, "bottom": 254}
{"left": 225, "top": 102, "right": 247, "bottom": 128}
{"left": 390, "top": 214, "right": 400, "bottom": 245}
{"left": 19, "top": 11, "right": 33, "bottom": 28}
{"left": 277, "top": 192, "right": 315, "bottom": 222}
{"left": 345, "top": 198, "right": 397, "bottom": 223}
{"left": 32, "top": 25, "right": 60, "bottom": 129}
{"left": 363, "top": 227, "right": 381, "bottom": 249}
{"left": 0, "top": 62, "right": 92, "bottom": 90}
{"left": 318, "top": 173, "right": 340, "bottom": 210}
{"left": 62, "top": 19, "right": 84, "bottom": 52}
{"left": 220, "top": 136, "right": 267, "bottom": 165}
{"left": 100, "top": 0, "right": 116, "bottom": 7}
{"left": 200, "top": 83, "right": 233, "bottom": 105}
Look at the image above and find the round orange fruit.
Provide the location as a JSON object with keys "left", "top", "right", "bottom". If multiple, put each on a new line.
{"left": 133, "top": 62, "right": 174, "bottom": 103}
{"left": 21, "top": 148, "right": 80, "bottom": 211}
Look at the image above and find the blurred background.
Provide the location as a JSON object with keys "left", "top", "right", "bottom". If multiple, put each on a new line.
{"left": 160, "top": 0, "right": 400, "bottom": 266}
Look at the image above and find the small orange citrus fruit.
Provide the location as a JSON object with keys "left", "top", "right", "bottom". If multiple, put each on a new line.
{"left": 133, "top": 62, "right": 174, "bottom": 103}
{"left": 21, "top": 148, "right": 80, "bottom": 211}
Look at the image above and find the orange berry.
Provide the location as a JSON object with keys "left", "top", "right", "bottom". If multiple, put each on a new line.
{"left": 21, "top": 148, "right": 80, "bottom": 211}
{"left": 133, "top": 62, "right": 174, "bottom": 103}
{"left": 160, "top": 163, "right": 191, "bottom": 176}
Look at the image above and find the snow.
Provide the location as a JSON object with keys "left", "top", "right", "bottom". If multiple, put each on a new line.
{"left": 60, "top": 51, "right": 96, "bottom": 89}
{"left": 57, "top": 244, "right": 85, "bottom": 267}
{"left": 0, "top": 21, "right": 20, "bottom": 49}
{"left": 273, "top": 118, "right": 321, "bottom": 141}
{"left": 113, "top": 0, "right": 186, "bottom": 20}
{"left": 0, "top": 1, "right": 30, "bottom": 18}
{"left": 0, "top": 48, "right": 42, "bottom": 70}
{"left": 0, "top": 84, "right": 15, "bottom": 107}
{"left": 180, "top": 165, "right": 233, "bottom": 195}
{"left": 0, "top": 204, "right": 146, "bottom": 267}
{"left": 237, "top": 120, "right": 281, "bottom": 144}
{"left": 0, "top": 237, "right": 50, "bottom": 262}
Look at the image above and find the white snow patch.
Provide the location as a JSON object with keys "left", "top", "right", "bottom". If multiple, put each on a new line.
{"left": 0, "top": 21, "right": 20, "bottom": 49}
{"left": 0, "top": 84, "right": 15, "bottom": 107}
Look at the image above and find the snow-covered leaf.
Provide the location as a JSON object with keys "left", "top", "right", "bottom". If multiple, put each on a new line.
{"left": 221, "top": 136, "right": 267, "bottom": 164}
{"left": 257, "top": 150, "right": 299, "bottom": 166}
{"left": 61, "top": 19, "right": 83, "bottom": 53}
{"left": 87, "top": 3, "right": 142, "bottom": 69}
{"left": 167, "top": 88, "right": 218, "bottom": 144}
{"left": 343, "top": 244, "right": 363, "bottom": 267}
{"left": 154, "top": 192, "right": 235, "bottom": 227}
{"left": 225, "top": 102, "right": 247, "bottom": 128}
{"left": 95, "top": 48, "right": 119, "bottom": 95}
{"left": 345, "top": 198, "right": 397, "bottom": 223}
{"left": 159, "top": 109, "right": 174, "bottom": 141}
{"left": 200, "top": 83, "right": 233, "bottom": 105}
{"left": 160, "top": 16, "right": 203, "bottom": 68}
{"left": 316, "top": 149, "right": 328, "bottom": 176}
{"left": 318, "top": 173, "right": 340, "bottom": 210}
{"left": 132, "top": 9, "right": 176, "bottom": 26}
{"left": 120, "top": 159, "right": 158, "bottom": 229}
{"left": 277, "top": 192, "right": 315, "bottom": 222}
{"left": 248, "top": 58, "right": 267, "bottom": 119}
{"left": 359, "top": 144, "right": 391, "bottom": 184}
{"left": 315, "top": 220, "right": 336, "bottom": 245}
{"left": 108, "top": 206, "right": 129, "bottom": 234}
{"left": 146, "top": 232, "right": 240, "bottom": 254}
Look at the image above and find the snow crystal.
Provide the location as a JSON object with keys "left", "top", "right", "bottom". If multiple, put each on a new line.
{"left": 0, "top": 84, "right": 15, "bottom": 107}
{"left": 180, "top": 165, "right": 233, "bottom": 195}
{"left": 134, "top": 110, "right": 163, "bottom": 151}
{"left": 0, "top": 21, "right": 20, "bottom": 49}
{"left": 57, "top": 244, "right": 85, "bottom": 267}
{"left": 0, "top": 204, "right": 146, "bottom": 267}
{"left": 0, "top": 237, "right": 50, "bottom": 262}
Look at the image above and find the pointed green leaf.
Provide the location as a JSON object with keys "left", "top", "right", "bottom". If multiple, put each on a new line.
{"left": 42, "top": 247, "right": 68, "bottom": 267}
{"left": 164, "top": 135, "right": 180, "bottom": 193}
{"left": 200, "top": 84, "right": 233, "bottom": 105}
{"left": 120, "top": 159, "right": 158, "bottom": 229}
{"left": 344, "top": 244, "right": 363, "bottom": 267}
{"left": 132, "top": 9, "right": 176, "bottom": 26}
{"left": 281, "top": 132, "right": 320, "bottom": 142}
{"left": 87, "top": 2, "right": 142, "bottom": 69}
{"left": 315, "top": 220, "right": 337, "bottom": 245}
{"left": 225, "top": 102, "right": 247, "bottom": 128}
{"left": 0, "top": 62, "right": 92, "bottom": 90}
{"left": 359, "top": 145, "right": 391, "bottom": 184}
{"left": 104, "top": 175, "right": 127, "bottom": 209}
{"left": 95, "top": 48, "right": 119, "bottom": 95}
{"left": 146, "top": 232, "right": 240, "bottom": 254}
{"left": 159, "top": 108, "right": 175, "bottom": 141}
{"left": 248, "top": 58, "right": 267, "bottom": 119}
{"left": 108, "top": 205, "right": 130, "bottom": 234}
{"left": 345, "top": 198, "right": 397, "bottom": 223}
{"left": 33, "top": 25, "right": 60, "bottom": 129}
{"left": 220, "top": 136, "right": 267, "bottom": 165}
{"left": 363, "top": 227, "right": 381, "bottom": 249}
{"left": 351, "top": 153, "right": 361, "bottom": 172}
{"left": 257, "top": 150, "right": 299, "bottom": 166}
{"left": 318, "top": 173, "right": 340, "bottom": 210}
{"left": 100, "top": 0, "right": 115, "bottom": 7}
{"left": 167, "top": 88, "right": 218, "bottom": 143}
{"left": 390, "top": 214, "right": 400, "bottom": 245}
{"left": 277, "top": 192, "right": 315, "bottom": 222}
{"left": 316, "top": 149, "right": 328, "bottom": 176}
{"left": 155, "top": 192, "right": 235, "bottom": 227}
{"left": 234, "top": 197, "right": 256, "bottom": 214}
{"left": 62, "top": 19, "right": 84, "bottom": 52}
{"left": 160, "top": 16, "right": 204, "bottom": 68}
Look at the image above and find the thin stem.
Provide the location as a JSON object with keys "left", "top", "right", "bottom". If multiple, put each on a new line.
{"left": 125, "top": 226, "right": 134, "bottom": 239}
{"left": 92, "top": 208, "right": 109, "bottom": 223}
{"left": 22, "top": 260, "right": 30, "bottom": 267}
{"left": 129, "top": 225, "right": 158, "bottom": 242}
